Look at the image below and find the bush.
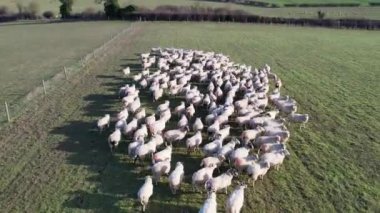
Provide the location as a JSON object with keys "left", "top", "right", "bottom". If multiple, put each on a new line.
{"left": 59, "top": 0, "right": 74, "bottom": 18}
{"left": 0, "top": 6, "right": 9, "bottom": 16}
{"left": 317, "top": 10, "right": 326, "bottom": 19}
{"left": 43, "top": 11, "right": 54, "bottom": 19}
{"left": 369, "top": 2, "right": 380, "bottom": 6}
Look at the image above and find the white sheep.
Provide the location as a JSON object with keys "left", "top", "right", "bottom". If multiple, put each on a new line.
{"left": 133, "top": 124, "right": 148, "bottom": 141}
{"left": 152, "top": 145, "right": 172, "bottom": 164}
{"left": 247, "top": 161, "right": 270, "bottom": 187}
{"left": 186, "top": 131, "right": 203, "bottom": 153}
{"left": 108, "top": 129, "right": 121, "bottom": 153}
{"left": 128, "top": 138, "right": 144, "bottom": 159}
{"left": 97, "top": 114, "right": 110, "bottom": 132}
{"left": 153, "top": 88, "right": 164, "bottom": 102}
{"left": 200, "top": 156, "right": 224, "bottom": 170}
{"left": 205, "top": 169, "right": 238, "bottom": 194}
{"left": 230, "top": 145, "right": 252, "bottom": 163}
{"left": 123, "top": 66, "right": 130, "bottom": 75}
{"left": 149, "top": 119, "right": 166, "bottom": 135}
{"left": 288, "top": 112, "right": 309, "bottom": 130}
{"left": 260, "top": 148, "right": 290, "bottom": 170}
{"left": 168, "top": 162, "right": 185, "bottom": 194}
{"left": 134, "top": 140, "right": 157, "bottom": 163}
{"left": 193, "top": 117, "right": 204, "bottom": 132}
{"left": 218, "top": 138, "right": 240, "bottom": 161}
{"left": 157, "top": 100, "right": 170, "bottom": 114}
{"left": 233, "top": 155, "right": 258, "bottom": 173}
{"left": 186, "top": 104, "right": 195, "bottom": 118}
{"left": 240, "top": 126, "right": 265, "bottom": 145}
{"left": 253, "top": 135, "right": 281, "bottom": 147}
{"left": 225, "top": 184, "right": 247, "bottom": 213}
{"left": 151, "top": 159, "right": 171, "bottom": 185}
{"left": 128, "top": 98, "right": 141, "bottom": 113}
{"left": 115, "top": 118, "right": 127, "bottom": 130}
{"left": 123, "top": 118, "right": 138, "bottom": 136}
{"left": 199, "top": 192, "right": 217, "bottom": 213}
{"left": 137, "top": 176, "right": 153, "bottom": 212}
{"left": 174, "top": 101, "right": 186, "bottom": 115}
{"left": 192, "top": 165, "right": 217, "bottom": 193}
{"left": 164, "top": 128, "right": 188, "bottom": 145}
{"left": 213, "top": 125, "right": 230, "bottom": 141}
{"left": 203, "top": 139, "right": 223, "bottom": 156}
{"left": 177, "top": 114, "right": 188, "bottom": 129}
{"left": 145, "top": 114, "right": 156, "bottom": 127}
{"left": 207, "top": 121, "right": 220, "bottom": 135}
{"left": 117, "top": 108, "right": 129, "bottom": 121}
{"left": 135, "top": 108, "right": 146, "bottom": 123}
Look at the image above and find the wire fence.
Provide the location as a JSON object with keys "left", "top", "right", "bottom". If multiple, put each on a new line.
{"left": 0, "top": 24, "right": 135, "bottom": 126}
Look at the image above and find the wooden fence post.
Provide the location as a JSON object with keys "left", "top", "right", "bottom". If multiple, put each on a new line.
{"left": 64, "top": 66, "right": 68, "bottom": 80}
{"left": 5, "top": 101, "right": 10, "bottom": 122}
{"left": 42, "top": 80, "right": 47, "bottom": 95}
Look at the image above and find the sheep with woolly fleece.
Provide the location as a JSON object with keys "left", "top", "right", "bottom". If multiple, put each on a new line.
{"left": 157, "top": 100, "right": 170, "bottom": 114}
{"left": 97, "top": 114, "right": 110, "bottom": 132}
{"left": 207, "top": 121, "right": 220, "bottom": 135}
{"left": 205, "top": 169, "right": 238, "bottom": 194}
{"left": 134, "top": 140, "right": 157, "bottom": 163}
{"left": 108, "top": 129, "right": 121, "bottom": 153}
{"left": 139, "top": 78, "right": 148, "bottom": 88}
{"left": 174, "top": 101, "right": 186, "bottom": 116}
{"left": 186, "top": 131, "right": 203, "bottom": 153}
{"left": 199, "top": 192, "right": 217, "bottom": 213}
{"left": 260, "top": 147, "right": 290, "bottom": 170}
{"left": 217, "top": 138, "right": 240, "bottom": 161}
{"left": 135, "top": 108, "right": 146, "bottom": 123}
{"left": 213, "top": 125, "right": 231, "bottom": 142}
{"left": 133, "top": 73, "right": 142, "bottom": 82}
{"left": 152, "top": 145, "right": 172, "bottom": 164}
{"left": 149, "top": 119, "right": 166, "bottom": 135}
{"left": 240, "top": 126, "right": 265, "bottom": 145}
{"left": 233, "top": 155, "right": 258, "bottom": 173}
{"left": 122, "top": 94, "right": 138, "bottom": 108}
{"left": 205, "top": 113, "right": 217, "bottom": 125}
{"left": 225, "top": 184, "right": 247, "bottom": 213}
{"left": 246, "top": 161, "right": 270, "bottom": 187}
{"left": 169, "top": 162, "right": 185, "bottom": 194}
{"left": 128, "top": 137, "right": 144, "bottom": 159}
{"left": 123, "top": 118, "right": 138, "bottom": 136}
{"left": 133, "top": 124, "right": 148, "bottom": 142}
{"left": 203, "top": 139, "right": 223, "bottom": 156}
{"left": 159, "top": 109, "right": 171, "bottom": 123}
{"left": 153, "top": 88, "right": 164, "bottom": 102}
{"left": 137, "top": 176, "right": 153, "bottom": 212}
{"left": 192, "top": 165, "right": 217, "bottom": 193}
{"left": 230, "top": 145, "right": 252, "bottom": 163}
{"left": 248, "top": 116, "right": 272, "bottom": 128}
{"left": 164, "top": 128, "right": 188, "bottom": 145}
{"left": 265, "top": 129, "right": 290, "bottom": 143}
{"left": 115, "top": 118, "right": 127, "bottom": 130}
{"left": 123, "top": 66, "right": 130, "bottom": 75}
{"left": 200, "top": 156, "right": 225, "bottom": 170}
{"left": 145, "top": 114, "right": 156, "bottom": 127}
{"left": 258, "top": 142, "right": 286, "bottom": 154}
{"left": 186, "top": 104, "right": 195, "bottom": 118}
{"left": 193, "top": 117, "right": 204, "bottom": 132}
{"left": 151, "top": 159, "right": 171, "bottom": 185}
{"left": 203, "top": 94, "right": 211, "bottom": 106}
{"left": 128, "top": 98, "right": 141, "bottom": 114}
{"left": 234, "top": 97, "right": 249, "bottom": 111}
{"left": 117, "top": 108, "right": 129, "bottom": 121}
{"left": 177, "top": 114, "right": 188, "bottom": 129}
{"left": 253, "top": 135, "right": 281, "bottom": 147}
{"left": 288, "top": 112, "right": 309, "bottom": 130}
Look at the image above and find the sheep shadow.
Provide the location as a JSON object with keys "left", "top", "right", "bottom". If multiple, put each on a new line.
{"left": 51, "top": 56, "right": 206, "bottom": 212}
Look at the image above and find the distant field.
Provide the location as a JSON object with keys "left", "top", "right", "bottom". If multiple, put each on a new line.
{"left": 1, "top": 0, "right": 380, "bottom": 20}
{"left": 0, "top": 21, "right": 129, "bottom": 112}
{"left": 0, "top": 22, "right": 379, "bottom": 212}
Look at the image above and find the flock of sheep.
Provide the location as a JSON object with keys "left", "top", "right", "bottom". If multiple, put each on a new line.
{"left": 96, "top": 47, "right": 309, "bottom": 212}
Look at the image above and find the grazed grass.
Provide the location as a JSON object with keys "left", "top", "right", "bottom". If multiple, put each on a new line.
{"left": 1, "top": 0, "right": 380, "bottom": 20}
{"left": 0, "top": 21, "right": 129, "bottom": 120}
{"left": 0, "top": 22, "right": 379, "bottom": 212}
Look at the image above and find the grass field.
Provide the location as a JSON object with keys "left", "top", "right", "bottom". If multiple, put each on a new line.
{"left": 1, "top": 0, "right": 380, "bottom": 20}
{"left": 0, "top": 21, "right": 130, "bottom": 121}
{"left": 0, "top": 21, "right": 379, "bottom": 212}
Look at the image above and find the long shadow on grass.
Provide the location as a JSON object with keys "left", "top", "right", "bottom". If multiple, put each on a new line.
{"left": 51, "top": 57, "right": 202, "bottom": 212}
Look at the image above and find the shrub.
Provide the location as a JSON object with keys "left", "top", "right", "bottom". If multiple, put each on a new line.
{"left": 43, "top": 11, "right": 54, "bottom": 19}
{"left": 59, "top": 0, "right": 74, "bottom": 18}
{"left": 317, "top": 10, "right": 326, "bottom": 19}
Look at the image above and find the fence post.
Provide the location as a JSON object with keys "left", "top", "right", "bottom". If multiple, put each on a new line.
{"left": 4, "top": 101, "right": 10, "bottom": 122}
{"left": 64, "top": 66, "right": 68, "bottom": 80}
{"left": 42, "top": 80, "right": 47, "bottom": 95}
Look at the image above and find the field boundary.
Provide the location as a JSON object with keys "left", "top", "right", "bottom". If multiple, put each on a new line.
{"left": 0, "top": 23, "right": 137, "bottom": 128}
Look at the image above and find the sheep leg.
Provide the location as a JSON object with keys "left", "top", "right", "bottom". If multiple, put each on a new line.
{"left": 225, "top": 187, "right": 228, "bottom": 194}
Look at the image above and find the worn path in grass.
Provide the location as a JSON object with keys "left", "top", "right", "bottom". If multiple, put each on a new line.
{"left": 0, "top": 22, "right": 379, "bottom": 212}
